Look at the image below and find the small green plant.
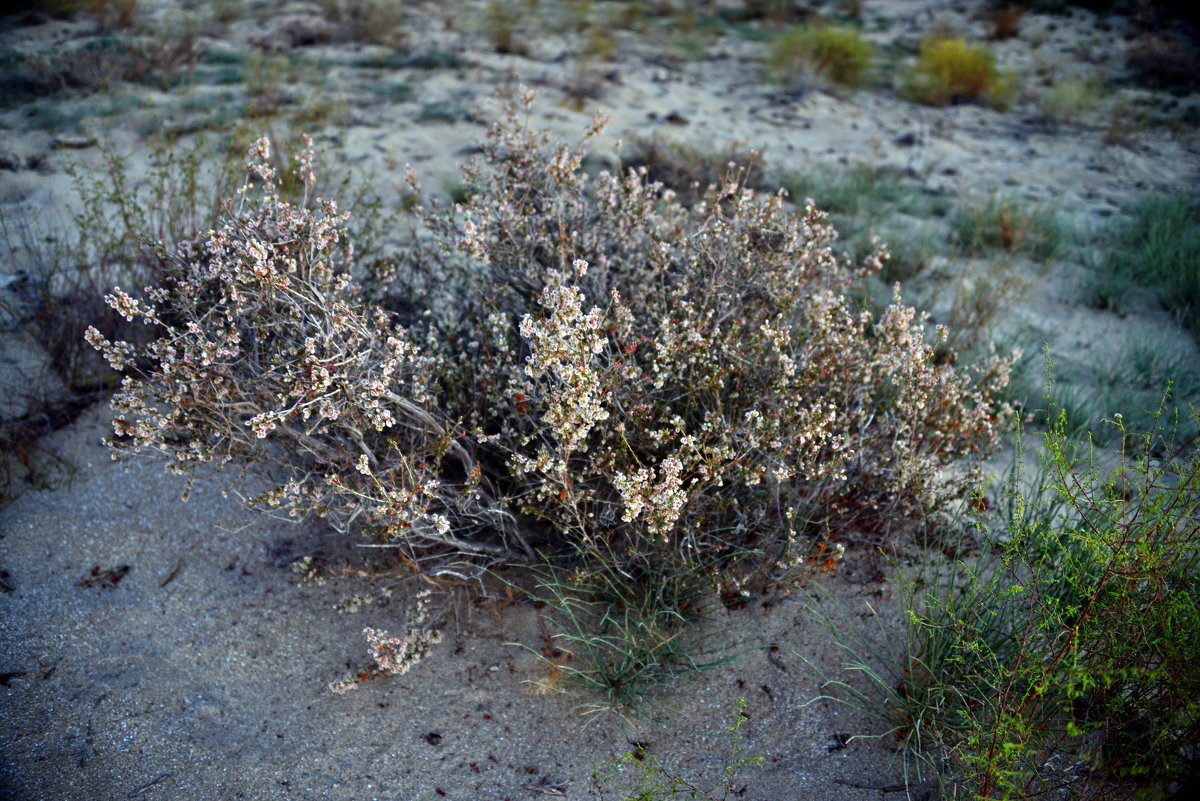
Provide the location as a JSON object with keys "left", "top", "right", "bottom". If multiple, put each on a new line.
{"left": 591, "top": 698, "right": 763, "bottom": 799}
{"left": 1099, "top": 194, "right": 1200, "bottom": 334}
{"left": 767, "top": 25, "right": 873, "bottom": 91}
{"left": 815, "top": 390, "right": 1200, "bottom": 798}
{"left": 902, "top": 36, "right": 1015, "bottom": 110}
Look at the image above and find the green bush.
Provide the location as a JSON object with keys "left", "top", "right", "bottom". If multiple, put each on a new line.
{"left": 903, "top": 36, "right": 1015, "bottom": 110}
{"left": 767, "top": 25, "right": 873, "bottom": 90}
{"left": 817, "top": 399, "right": 1200, "bottom": 798}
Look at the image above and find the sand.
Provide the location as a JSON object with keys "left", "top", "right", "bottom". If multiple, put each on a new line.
{"left": 2, "top": 1, "right": 1198, "bottom": 798}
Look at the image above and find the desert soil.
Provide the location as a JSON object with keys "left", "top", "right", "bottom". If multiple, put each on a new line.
{"left": 1, "top": 1, "right": 1198, "bottom": 799}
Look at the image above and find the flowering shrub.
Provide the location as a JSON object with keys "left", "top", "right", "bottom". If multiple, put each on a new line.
{"left": 90, "top": 98, "right": 1013, "bottom": 588}
{"left": 397, "top": 95, "right": 1013, "bottom": 576}
{"left": 86, "top": 136, "right": 514, "bottom": 563}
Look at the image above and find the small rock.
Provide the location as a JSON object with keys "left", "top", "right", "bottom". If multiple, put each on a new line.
{"left": 894, "top": 132, "right": 919, "bottom": 147}
{"left": 52, "top": 135, "right": 96, "bottom": 150}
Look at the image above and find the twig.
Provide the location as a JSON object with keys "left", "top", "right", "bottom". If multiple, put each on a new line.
{"left": 127, "top": 772, "right": 175, "bottom": 798}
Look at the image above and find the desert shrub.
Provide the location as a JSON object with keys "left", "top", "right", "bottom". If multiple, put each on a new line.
{"left": 816, "top": 405, "right": 1200, "bottom": 798}
{"left": 1127, "top": 32, "right": 1200, "bottom": 89}
{"left": 767, "top": 24, "right": 873, "bottom": 90}
{"left": 902, "top": 36, "right": 1015, "bottom": 110}
{"left": 90, "top": 99, "right": 1013, "bottom": 586}
{"left": 86, "top": 137, "right": 513, "bottom": 562}
{"left": 408, "top": 99, "right": 1013, "bottom": 562}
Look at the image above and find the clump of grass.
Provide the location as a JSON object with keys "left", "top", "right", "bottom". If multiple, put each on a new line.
{"left": 517, "top": 551, "right": 754, "bottom": 723}
{"left": 1125, "top": 339, "right": 1198, "bottom": 395}
{"left": 815, "top": 401, "right": 1200, "bottom": 798}
{"left": 776, "top": 162, "right": 936, "bottom": 222}
{"left": 902, "top": 36, "right": 1016, "bottom": 110}
{"left": 951, "top": 195, "right": 1066, "bottom": 262}
{"left": 1099, "top": 195, "right": 1200, "bottom": 334}
{"left": 766, "top": 25, "right": 873, "bottom": 91}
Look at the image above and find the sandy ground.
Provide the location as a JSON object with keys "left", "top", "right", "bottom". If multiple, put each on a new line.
{"left": 2, "top": 1, "right": 1198, "bottom": 799}
{"left": 1, "top": 407, "right": 907, "bottom": 801}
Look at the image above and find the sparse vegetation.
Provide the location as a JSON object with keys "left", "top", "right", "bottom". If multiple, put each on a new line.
{"left": 591, "top": 698, "right": 763, "bottom": 799}
{"left": 951, "top": 194, "right": 1066, "bottom": 262}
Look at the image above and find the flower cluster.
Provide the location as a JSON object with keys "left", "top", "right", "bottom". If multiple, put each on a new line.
{"left": 328, "top": 590, "right": 442, "bottom": 694}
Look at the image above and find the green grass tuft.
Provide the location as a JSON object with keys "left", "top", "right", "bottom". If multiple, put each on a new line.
{"left": 1100, "top": 195, "right": 1200, "bottom": 334}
